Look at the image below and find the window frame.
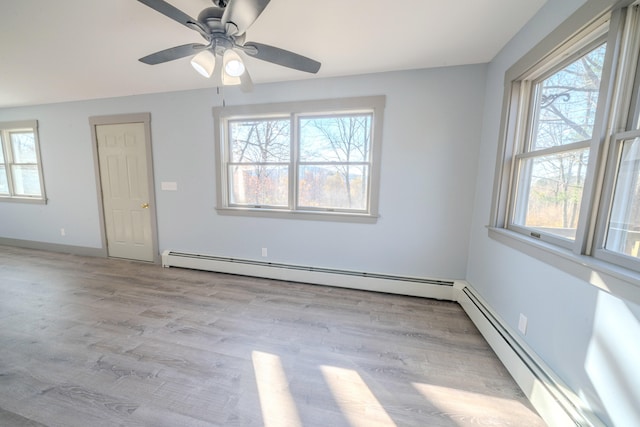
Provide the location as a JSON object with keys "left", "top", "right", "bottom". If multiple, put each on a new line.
{"left": 0, "top": 120, "right": 47, "bottom": 204}
{"left": 506, "top": 29, "right": 612, "bottom": 252}
{"left": 490, "top": 0, "right": 640, "bottom": 302}
{"left": 226, "top": 115, "right": 292, "bottom": 209}
{"left": 213, "top": 96, "right": 385, "bottom": 222}
{"left": 594, "top": 129, "right": 640, "bottom": 270}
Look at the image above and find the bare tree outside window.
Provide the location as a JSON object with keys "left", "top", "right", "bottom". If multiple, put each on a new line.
{"left": 513, "top": 43, "right": 606, "bottom": 239}
{"left": 228, "top": 118, "right": 290, "bottom": 207}
{"left": 496, "top": 5, "right": 640, "bottom": 273}
{"left": 226, "top": 113, "right": 374, "bottom": 212}
{"left": 299, "top": 114, "right": 372, "bottom": 210}
{"left": 216, "top": 96, "right": 384, "bottom": 218}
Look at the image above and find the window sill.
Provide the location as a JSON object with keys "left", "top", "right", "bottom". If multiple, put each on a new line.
{"left": 215, "top": 206, "right": 379, "bottom": 223}
{"left": 0, "top": 196, "right": 47, "bottom": 205}
{"left": 488, "top": 227, "right": 640, "bottom": 305}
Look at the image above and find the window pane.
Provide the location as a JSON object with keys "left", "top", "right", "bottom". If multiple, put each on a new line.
{"left": 299, "top": 115, "right": 372, "bottom": 162}
{"left": 229, "top": 164, "right": 288, "bottom": 207}
{"left": 0, "top": 165, "right": 9, "bottom": 194}
{"left": 229, "top": 119, "right": 290, "bottom": 163}
{"left": 10, "top": 131, "right": 37, "bottom": 163}
{"left": 605, "top": 137, "right": 640, "bottom": 258}
{"left": 530, "top": 43, "right": 606, "bottom": 150}
{"left": 513, "top": 148, "right": 589, "bottom": 240}
{"left": 11, "top": 164, "right": 42, "bottom": 196}
{"left": 298, "top": 164, "right": 369, "bottom": 210}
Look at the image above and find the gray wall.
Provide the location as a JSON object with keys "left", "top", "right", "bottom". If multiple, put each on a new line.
{"left": 5, "top": 1, "right": 637, "bottom": 424}
{"left": 0, "top": 64, "right": 486, "bottom": 280}
{"left": 466, "top": 0, "right": 640, "bottom": 425}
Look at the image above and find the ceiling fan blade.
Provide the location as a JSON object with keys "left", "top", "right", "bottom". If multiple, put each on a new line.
{"left": 243, "top": 42, "right": 321, "bottom": 73}
{"left": 137, "top": 0, "right": 200, "bottom": 29}
{"left": 139, "top": 44, "right": 207, "bottom": 65}
{"left": 221, "top": 0, "right": 271, "bottom": 36}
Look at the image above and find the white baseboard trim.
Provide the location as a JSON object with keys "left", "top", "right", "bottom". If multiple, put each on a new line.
{"left": 0, "top": 238, "right": 107, "bottom": 258}
{"left": 455, "top": 282, "right": 604, "bottom": 427}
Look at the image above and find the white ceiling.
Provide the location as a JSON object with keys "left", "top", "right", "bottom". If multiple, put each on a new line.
{"left": 0, "top": 0, "right": 546, "bottom": 108}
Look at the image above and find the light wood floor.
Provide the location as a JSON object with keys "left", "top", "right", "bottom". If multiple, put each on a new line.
{"left": 0, "top": 245, "right": 546, "bottom": 426}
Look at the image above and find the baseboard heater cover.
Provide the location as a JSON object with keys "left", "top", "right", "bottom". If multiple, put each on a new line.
{"left": 457, "top": 285, "right": 606, "bottom": 427}
{"left": 161, "top": 250, "right": 456, "bottom": 300}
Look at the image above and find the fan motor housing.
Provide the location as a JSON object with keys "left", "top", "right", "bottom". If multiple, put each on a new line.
{"left": 198, "top": 7, "right": 225, "bottom": 31}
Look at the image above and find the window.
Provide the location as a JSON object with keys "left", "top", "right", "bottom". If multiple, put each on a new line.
{"left": 214, "top": 96, "right": 385, "bottom": 221}
{"left": 511, "top": 40, "right": 607, "bottom": 244}
{"left": 0, "top": 120, "right": 46, "bottom": 202}
{"left": 601, "top": 132, "right": 640, "bottom": 264}
{"left": 493, "top": 1, "right": 640, "bottom": 276}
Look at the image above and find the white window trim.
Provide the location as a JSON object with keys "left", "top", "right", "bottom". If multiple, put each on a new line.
{"left": 0, "top": 119, "right": 47, "bottom": 204}
{"left": 489, "top": 0, "right": 640, "bottom": 304}
{"left": 213, "top": 96, "right": 385, "bottom": 223}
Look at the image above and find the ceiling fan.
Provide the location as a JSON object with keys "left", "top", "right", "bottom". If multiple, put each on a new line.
{"left": 136, "top": 0, "right": 321, "bottom": 92}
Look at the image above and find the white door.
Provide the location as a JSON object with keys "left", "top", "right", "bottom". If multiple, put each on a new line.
{"left": 96, "top": 123, "right": 155, "bottom": 262}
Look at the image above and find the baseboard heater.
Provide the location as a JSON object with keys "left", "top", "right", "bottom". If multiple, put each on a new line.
{"left": 457, "top": 285, "right": 605, "bottom": 427}
{"left": 161, "top": 250, "right": 456, "bottom": 300}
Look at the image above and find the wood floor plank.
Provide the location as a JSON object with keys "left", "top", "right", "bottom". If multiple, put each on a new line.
{"left": 0, "top": 245, "right": 546, "bottom": 426}
{"left": 0, "top": 407, "right": 48, "bottom": 427}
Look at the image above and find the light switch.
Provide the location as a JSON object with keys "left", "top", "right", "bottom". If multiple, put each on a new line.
{"left": 161, "top": 181, "right": 178, "bottom": 191}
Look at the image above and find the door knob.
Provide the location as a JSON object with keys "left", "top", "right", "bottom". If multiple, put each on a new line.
{"left": 141, "top": 203, "right": 149, "bottom": 209}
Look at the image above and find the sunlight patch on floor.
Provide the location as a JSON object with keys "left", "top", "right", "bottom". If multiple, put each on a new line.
{"left": 413, "top": 382, "right": 543, "bottom": 425}
{"left": 252, "top": 351, "right": 302, "bottom": 427}
{"left": 321, "top": 365, "right": 397, "bottom": 427}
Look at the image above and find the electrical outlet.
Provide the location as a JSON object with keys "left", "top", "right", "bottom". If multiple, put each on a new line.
{"left": 60, "top": 228, "right": 66, "bottom": 236}
{"left": 518, "top": 313, "right": 528, "bottom": 335}
{"left": 261, "top": 248, "right": 268, "bottom": 257}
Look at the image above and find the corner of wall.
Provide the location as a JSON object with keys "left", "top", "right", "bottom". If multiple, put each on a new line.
{"left": 455, "top": 281, "right": 605, "bottom": 427}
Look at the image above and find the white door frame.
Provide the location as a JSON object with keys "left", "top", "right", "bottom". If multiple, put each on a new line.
{"left": 89, "top": 113, "right": 159, "bottom": 263}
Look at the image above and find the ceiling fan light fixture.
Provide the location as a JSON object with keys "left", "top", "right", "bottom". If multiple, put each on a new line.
{"left": 138, "top": 0, "right": 322, "bottom": 90}
{"left": 221, "top": 71, "right": 241, "bottom": 86}
{"left": 223, "top": 49, "right": 245, "bottom": 77}
{"left": 190, "top": 49, "right": 216, "bottom": 78}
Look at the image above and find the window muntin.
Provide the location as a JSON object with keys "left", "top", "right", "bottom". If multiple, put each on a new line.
{"left": 0, "top": 121, "right": 45, "bottom": 202}
{"left": 214, "top": 97, "right": 384, "bottom": 220}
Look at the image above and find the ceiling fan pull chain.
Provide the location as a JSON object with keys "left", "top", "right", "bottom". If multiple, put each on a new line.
{"left": 217, "top": 86, "right": 226, "bottom": 107}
